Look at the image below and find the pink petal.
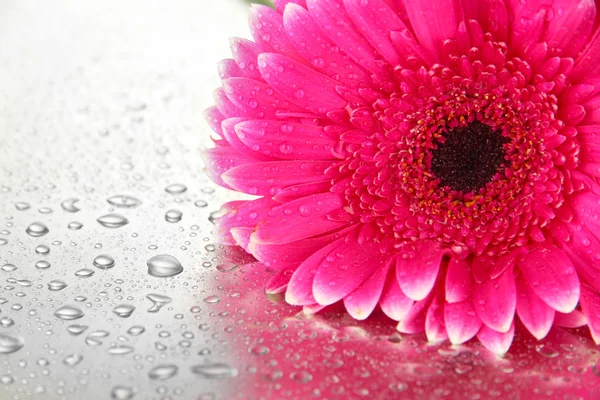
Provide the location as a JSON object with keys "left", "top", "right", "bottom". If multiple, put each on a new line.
{"left": 397, "top": 294, "right": 433, "bottom": 334}
{"left": 272, "top": 181, "right": 332, "bottom": 202}
{"left": 257, "top": 53, "right": 347, "bottom": 115}
{"left": 282, "top": 4, "right": 372, "bottom": 89}
{"left": 554, "top": 309, "right": 588, "bottom": 328}
{"left": 306, "top": 0, "right": 383, "bottom": 73}
{"left": 235, "top": 119, "right": 337, "bottom": 160}
{"left": 313, "top": 236, "right": 392, "bottom": 306}
{"left": 506, "top": 0, "right": 547, "bottom": 57}
{"left": 285, "top": 237, "right": 346, "bottom": 305}
{"left": 473, "top": 267, "right": 516, "bottom": 333}
{"left": 217, "top": 59, "right": 245, "bottom": 79}
{"left": 518, "top": 245, "right": 580, "bottom": 313}
{"left": 249, "top": 4, "right": 301, "bottom": 60}
{"left": 445, "top": 256, "right": 473, "bottom": 303}
{"left": 221, "top": 118, "right": 271, "bottom": 159}
{"left": 460, "top": 0, "right": 508, "bottom": 42}
{"left": 217, "top": 197, "right": 276, "bottom": 244}
{"left": 266, "top": 269, "right": 294, "bottom": 294}
{"left": 230, "top": 38, "right": 265, "bottom": 81}
{"left": 275, "top": 0, "right": 307, "bottom": 13}
{"left": 379, "top": 266, "right": 414, "bottom": 321}
{"left": 253, "top": 192, "right": 347, "bottom": 245}
{"left": 396, "top": 242, "right": 444, "bottom": 301}
{"left": 561, "top": 228, "right": 600, "bottom": 293}
{"left": 222, "top": 160, "right": 333, "bottom": 196}
{"left": 444, "top": 301, "right": 482, "bottom": 345}
{"left": 542, "top": 0, "right": 595, "bottom": 58}
{"left": 230, "top": 227, "right": 253, "bottom": 252}
{"left": 579, "top": 284, "right": 600, "bottom": 343}
{"left": 203, "top": 106, "right": 226, "bottom": 138}
{"left": 477, "top": 323, "right": 515, "bottom": 354}
{"left": 222, "top": 77, "right": 305, "bottom": 119}
{"left": 515, "top": 274, "right": 555, "bottom": 340}
{"left": 344, "top": 259, "right": 393, "bottom": 320}
{"left": 214, "top": 87, "right": 251, "bottom": 118}
{"left": 425, "top": 292, "right": 448, "bottom": 343}
{"left": 571, "top": 191, "right": 600, "bottom": 236}
{"left": 303, "top": 303, "right": 326, "bottom": 314}
{"left": 343, "top": 0, "right": 404, "bottom": 65}
{"left": 403, "top": 0, "right": 458, "bottom": 59}
{"left": 201, "top": 146, "right": 260, "bottom": 189}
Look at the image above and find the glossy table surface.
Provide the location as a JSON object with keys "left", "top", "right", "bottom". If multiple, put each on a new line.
{"left": 0, "top": 1, "right": 599, "bottom": 399}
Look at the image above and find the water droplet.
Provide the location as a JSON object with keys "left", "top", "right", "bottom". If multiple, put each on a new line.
{"left": 67, "top": 324, "right": 89, "bottom": 335}
{"left": 97, "top": 214, "right": 129, "bottom": 228}
{"left": 290, "top": 371, "right": 312, "bottom": 383}
{"left": 75, "top": 268, "right": 95, "bottom": 278}
{"left": 0, "top": 317, "right": 15, "bottom": 328}
{"left": 249, "top": 345, "right": 269, "bottom": 356}
{"left": 15, "top": 202, "right": 31, "bottom": 211}
{"left": 536, "top": 344, "right": 559, "bottom": 358}
{"left": 216, "top": 262, "right": 237, "bottom": 272}
{"left": 15, "top": 279, "right": 32, "bottom": 287}
{"left": 93, "top": 254, "right": 115, "bottom": 270}
{"left": 194, "top": 200, "right": 208, "bottom": 208}
{"left": 113, "top": 304, "right": 135, "bottom": 318}
{"left": 63, "top": 354, "right": 83, "bottom": 366}
{"left": 108, "top": 345, "right": 134, "bottom": 355}
{"left": 127, "top": 326, "right": 145, "bottom": 336}
{"left": 0, "top": 334, "right": 24, "bottom": 354}
{"left": 35, "top": 244, "right": 50, "bottom": 255}
{"left": 111, "top": 386, "right": 135, "bottom": 400}
{"left": 191, "top": 363, "right": 238, "bottom": 378}
{"left": 67, "top": 221, "right": 83, "bottom": 230}
{"left": 26, "top": 222, "right": 49, "bottom": 237}
{"left": 1, "top": 263, "right": 17, "bottom": 272}
{"left": 165, "top": 184, "right": 187, "bottom": 195}
{"left": 107, "top": 195, "right": 142, "bottom": 208}
{"left": 203, "top": 295, "right": 220, "bottom": 304}
{"left": 48, "top": 280, "right": 68, "bottom": 291}
{"left": 0, "top": 238, "right": 7, "bottom": 246}
{"left": 36, "top": 260, "right": 51, "bottom": 270}
{"left": 146, "top": 293, "right": 172, "bottom": 313}
{"left": 0, "top": 374, "right": 14, "bottom": 384}
{"left": 147, "top": 254, "right": 183, "bottom": 277}
{"left": 165, "top": 209, "right": 182, "bottom": 223}
{"left": 148, "top": 364, "right": 179, "bottom": 381}
{"left": 54, "top": 305, "right": 85, "bottom": 320}
{"left": 61, "top": 198, "right": 81, "bottom": 212}
{"left": 38, "top": 207, "right": 53, "bottom": 214}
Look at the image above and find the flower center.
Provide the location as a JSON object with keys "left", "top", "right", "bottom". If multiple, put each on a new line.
{"left": 430, "top": 120, "right": 509, "bottom": 194}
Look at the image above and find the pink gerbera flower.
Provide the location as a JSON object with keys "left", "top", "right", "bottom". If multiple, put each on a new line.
{"left": 203, "top": 0, "right": 600, "bottom": 353}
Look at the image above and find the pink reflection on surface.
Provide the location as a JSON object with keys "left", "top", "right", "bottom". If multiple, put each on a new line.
{"left": 207, "top": 247, "right": 600, "bottom": 399}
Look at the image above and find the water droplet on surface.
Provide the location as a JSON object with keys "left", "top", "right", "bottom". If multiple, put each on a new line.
{"left": 67, "top": 325, "right": 89, "bottom": 335}
{"left": 15, "top": 279, "right": 32, "bottom": 287}
{"left": 93, "top": 254, "right": 116, "bottom": 269}
{"left": 97, "top": 214, "right": 129, "bottom": 228}
{"left": 216, "top": 262, "right": 237, "bottom": 272}
{"left": 194, "top": 200, "right": 208, "bottom": 208}
{"left": 38, "top": 206, "right": 53, "bottom": 214}
{"left": 127, "top": 326, "right": 145, "bottom": 336}
{"left": 61, "top": 198, "right": 81, "bottom": 212}
{"left": 48, "top": 280, "right": 68, "bottom": 291}
{"left": 108, "top": 345, "right": 134, "bottom": 355}
{"left": 111, "top": 385, "right": 135, "bottom": 400}
{"left": 107, "top": 195, "right": 142, "bottom": 208}
{"left": 75, "top": 268, "right": 95, "bottom": 278}
{"left": 148, "top": 364, "right": 179, "bottom": 381}
{"left": 536, "top": 344, "right": 559, "bottom": 358}
{"left": 146, "top": 293, "right": 172, "bottom": 313}
{"left": 54, "top": 305, "right": 85, "bottom": 320}
{"left": 0, "top": 238, "right": 7, "bottom": 246}
{"left": 1, "top": 374, "right": 14, "bottom": 384}
{"left": 26, "top": 222, "right": 49, "bottom": 237}
{"left": 1, "top": 263, "right": 17, "bottom": 272}
{"left": 0, "top": 334, "right": 24, "bottom": 354}
{"left": 113, "top": 304, "right": 135, "bottom": 318}
{"left": 165, "top": 184, "right": 187, "bottom": 195}
{"left": 191, "top": 363, "right": 238, "bottom": 378}
{"left": 36, "top": 260, "right": 51, "bottom": 269}
{"left": 35, "top": 244, "right": 50, "bottom": 254}
{"left": 15, "top": 202, "right": 31, "bottom": 211}
{"left": 0, "top": 317, "right": 15, "bottom": 327}
{"left": 63, "top": 354, "right": 83, "bottom": 366}
{"left": 203, "top": 295, "right": 220, "bottom": 304}
{"left": 68, "top": 221, "right": 83, "bottom": 230}
{"left": 147, "top": 254, "right": 183, "bottom": 277}
{"left": 165, "top": 209, "right": 182, "bottom": 223}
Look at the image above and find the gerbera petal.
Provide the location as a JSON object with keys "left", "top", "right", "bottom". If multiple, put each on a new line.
{"left": 444, "top": 300, "right": 482, "bottom": 345}
{"left": 285, "top": 237, "right": 346, "bottom": 305}
{"left": 265, "top": 269, "right": 294, "bottom": 294}
{"left": 425, "top": 292, "right": 447, "bottom": 342}
{"left": 230, "top": 38, "right": 265, "bottom": 81}
{"left": 518, "top": 245, "right": 580, "bottom": 314}
{"left": 579, "top": 284, "right": 600, "bottom": 344}
{"left": 343, "top": 0, "right": 404, "bottom": 65}
{"left": 396, "top": 293, "right": 433, "bottom": 334}
{"left": 204, "top": 106, "right": 226, "bottom": 139}
{"left": 403, "top": 0, "right": 458, "bottom": 59}
{"left": 554, "top": 309, "right": 588, "bottom": 328}
{"left": 477, "top": 323, "right": 515, "bottom": 354}
{"left": 221, "top": 118, "right": 271, "bottom": 159}
{"left": 445, "top": 256, "right": 473, "bottom": 303}
{"left": 506, "top": 0, "right": 548, "bottom": 56}
{"left": 217, "top": 59, "right": 245, "bottom": 80}
{"left": 396, "top": 242, "right": 444, "bottom": 301}
{"left": 275, "top": 0, "right": 307, "bottom": 13}
{"left": 222, "top": 160, "right": 333, "bottom": 196}
{"left": 253, "top": 192, "right": 346, "bottom": 244}
{"left": 379, "top": 266, "right": 414, "bottom": 321}
{"left": 515, "top": 274, "right": 555, "bottom": 340}
{"left": 313, "top": 236, "right": 392, "bottom": 306}
{"left": 202, "top": 146, "right": 259, "bottom": 189}
{"left": 258, "top": 53, "right": 347, "bottom": 115}
{"left": 235, "top": 120, "right": 338, "bottom": 160}
{"left": 344, "top": 259, "right": 393, "bottom": 320}
{"left": 543, "top": 0, "right": 595, "bottom": 58}
{"left": 473, "top": 267, "right": 516, "bottom": 333}
{"left": 460, "top": 0, "right": 508, "bottom": 42}
{"left": 249, "top": 4, "right": 301, "bottom": 60}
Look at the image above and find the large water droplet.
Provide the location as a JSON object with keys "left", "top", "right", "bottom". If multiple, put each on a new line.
{"left": 67, "top": 221, "right": 83, "bottom": 230}
{"left": 0, "top": 334, "right": 24, "bottom": 354}
{"left": 26, "top": 222, "right": 49, "bottom": 237}
{"left": 111, "top": 386, "right": 135, "bottom": 400}
{"left": 147, "top": 254, "right": 183, "bottom": 277}
{"left": 61, "top": 198, "right": 81, "bottom": 212}
{"left": 165, "top": 184, "right": 187, "bottom": 195}
{"left": 75, "top": 268, "right": 95, "bottom": 278}
{"left": 97, "top": 214, "right": 129, "bottom": 228}
{"left": 93, "top": 254, "right": 115, "bottom": 270}
{"left": 0, "top": 317, "right": 15, "bottom": 328}
{"left": 48, "top": 280, "right": 68, "bottom": 291}
{"left": 113, "top": 304, "right": 135, "bottom": 318}
{"left": 190, "top": 363, "right": 238, "bottom": 378}
{"left": 108, "top": 345, "right": 134, "bottom": 355}
{"left": 107, "top": 195, "right": 142, "bottom": 208}
{"left": 54, "top": 305, "right": 85, "bottom": 320}
{"left": 148, "top": 364, "right": 178, "bottom": 380}
{"left": 203, "top": 295, "right": 220, "bottom": 304}
{"left": 165, "top": 209, "right": 182, "bottom": 223}
{"left": 1, "top": 263, "right": 17, "bottom": 272}
{"left": 35, "top": 244, "right": 50, "bottom": 255}
{"left": 67, "top": 325, "right": 89, "bottom": 336}
{"left": 35, "top": 260, "right": 51, "bottom": 269}
{"left": 127, "top": 326, "right": 145, "bottom": 336}
{"left": 63, "top": 354, "right": 83, "bottom": 366}
{"left": 146, "top": 293, "right": 173, "bottom": 313}
{"left": 15, "top": 202, "right": 31, "bottom": 211}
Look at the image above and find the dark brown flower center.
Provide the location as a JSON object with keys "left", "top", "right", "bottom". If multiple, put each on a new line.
{"left": 430, "top": 121, "right": 509, "bottom": 193}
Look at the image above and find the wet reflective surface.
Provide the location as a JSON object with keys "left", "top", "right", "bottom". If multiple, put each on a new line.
{"left": 0, "top": 0, "right": 599, "bottom": 399}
